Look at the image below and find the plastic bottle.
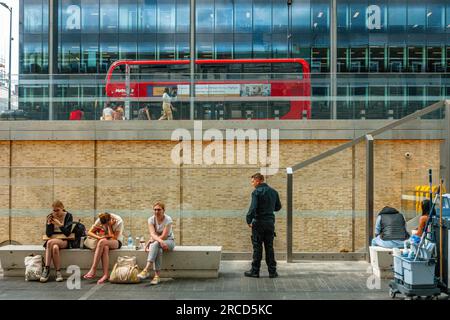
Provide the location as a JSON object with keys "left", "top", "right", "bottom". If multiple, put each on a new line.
{"left": 135, "top": 236, "right": 140, "bottom": 250}
{"left": 140, "top": 236, "right": 145, "bottom": 250}
{"left": 127, "top": 234, "right": 133, "bottom": 248}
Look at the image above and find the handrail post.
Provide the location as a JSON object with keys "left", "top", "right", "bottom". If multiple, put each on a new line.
{"left": 444, "top": 100, "right": 450, "bottom": 193}
{"left": 287, "top": 167, "right": 293, "bottom": 263}
{"left": 366, "top": 135, "right": 374, "bottom": 262}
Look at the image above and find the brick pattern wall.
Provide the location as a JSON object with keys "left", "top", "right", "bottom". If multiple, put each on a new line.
{"left": 0, "top": 140, "right": 441, "bottom": 252}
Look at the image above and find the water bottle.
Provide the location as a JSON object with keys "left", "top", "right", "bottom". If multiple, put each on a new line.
{"left": 140, "top": 236, "right": 145, "bottom": 250}
{"left": 135, "top": 237, "right": 140, "bottom": 250}
{"left": 127, "top": 234, "right": 133, "bottom": 249}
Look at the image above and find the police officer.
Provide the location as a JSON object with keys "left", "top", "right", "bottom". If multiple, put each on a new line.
{"left": 245, "top": 173, "right": 282, "bottom": 278}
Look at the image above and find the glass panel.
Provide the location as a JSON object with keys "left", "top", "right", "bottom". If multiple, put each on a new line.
{"left": 24, "top": 0, "right": 44, "bottom": 33}
{"left": 139, "top": 0, "right": 157, "bottom": 32}
{"left": 388, "top": 47, "right": 405, "bottom": 72}
{"left": 427, "top": 47, "right": 444, "bottom": 72}
{"left": 388, "top": 1, "right": 406, "bottom": 32}
{"left": 119, "top": 35, "right": 138, "bottom": 60}
{"left": 81, "top": 35, "right": 99, "bottom": 73}
{"left": 176, "top": 0, "right": 190, "bottom": 33}
{"left": 100, "top": 0, "right": 119, "bottom": 33}
{"left": 349, "top": 1, "right": 366, "bottom": 32}
{"left": 99, "top": 35, "right": 118, "bottom": 72}
{"left": 253, "top": 33, "right": 272, "bottom": 58}
{"left": 350, "top": 47, "right": 367, "bottom": 72}
{"left": 197, "top": 33, "right": 213, "bottom": 59}
{"left": 234, "top": 34, "right": 252, "bottom": 58}
{"left": 407, "top": 2, "right": 425, "bottom": 31}
{"left": 158, "top": 34, "right": 175, "bottom": 59}
{"left": 272, "top": 0, "right": 288, "bottom": 33}
{"left": 157, "top": 0, "right": 176, "bottom": 33}
{"left": 253, "top": 0, "right": 271, "bottom": 33}
{"left": 234, "top": 0, "right": 252, "bottom": 33}
{"left": 215, "top": 34, "right": 233, "bottom": 59}
{"left": 426, "top": 2, "right": 444, "bottom": 30}
{"left": 119, "top": 0, "right": 138, "bottom": 33}
{"left": 369, "top": 47, "right": 385, "bottom": 72}
{"left": 311, "top": 0, "right": 329, "bottom": 32}
{"left": 196, "top": 0, "right": 214, "bottom": 33}
{"left": 408, "top": 46, "right": 424, "bottom": 72}
{"left": 292, "top": 0, "right": 310, "bottom": 33}
{"left": 215, "top": 0, "right": 233, "bottom": 33}
{"left": 138, "top": 34, "right": 156, "bottom": 60}
{"left": 81, "top": 0, "right": 99, "bottom": 33}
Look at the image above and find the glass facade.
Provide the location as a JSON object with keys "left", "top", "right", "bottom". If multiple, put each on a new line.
{"left": 18, "top": 0, "right": 450, "bottom": 120}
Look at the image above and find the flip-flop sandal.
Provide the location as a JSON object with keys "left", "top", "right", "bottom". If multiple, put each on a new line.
{"left": 83, "top": 273, "right": 96, "bottom": 280}
{"left": 97, "top": 277, "right": 109, "bottom": 285}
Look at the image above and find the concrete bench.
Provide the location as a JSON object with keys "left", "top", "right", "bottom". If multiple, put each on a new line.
{"left": 0, "top": 245, "right": 222, "bottom": 278}
{"left": 369, "top": 246, "right": 395, "bottom": 279}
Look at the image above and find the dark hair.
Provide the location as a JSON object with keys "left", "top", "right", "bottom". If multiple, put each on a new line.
{"left": 251, "top": 173, "right": 265, "bottom": 182}
{"left": 164, "top": 87, "right": 170, "bottom": 94}
{"left": 421, "top": 199, "right": 431, "bottom": 216}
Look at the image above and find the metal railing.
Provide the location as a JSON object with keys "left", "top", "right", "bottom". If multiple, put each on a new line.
{"left": 285, "top": 100, "right": 450, "bottom": 262}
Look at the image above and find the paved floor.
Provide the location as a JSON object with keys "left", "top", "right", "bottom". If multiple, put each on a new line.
{"left": 0, "top": 261, "right": 446, "bottom": 300}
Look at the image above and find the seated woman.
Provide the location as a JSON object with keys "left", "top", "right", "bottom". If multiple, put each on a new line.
{"left": 137, "top": 201, "right": 175, "bottom": 285}
{"left": 371, "top": 206, "right": 410, "bottom": 249}
{"left": 83, "top": 212, "right": 124, "bottom": 284}
{"left": 40, "top": 200, "right": 73, "bottom": 283}
{"left": 414, "top": 199, "right": 432, "bottom": 237}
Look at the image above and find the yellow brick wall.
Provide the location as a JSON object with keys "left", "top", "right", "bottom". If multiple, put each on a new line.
{"left": 0, "top": 139, "right": 442, "bottom": 252}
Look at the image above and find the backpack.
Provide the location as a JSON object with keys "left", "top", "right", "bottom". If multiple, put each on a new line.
{"left": 109, "top": 256, "right": 141, "bottom": 284}
{"left": 69, "top": 221, "right": 87, "bottom": 249}
{"left": 24, "top": 254, "right": 43, "bottom": 281}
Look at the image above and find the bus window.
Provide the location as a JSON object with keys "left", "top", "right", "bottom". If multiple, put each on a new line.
{"left": 242, "top": 63, "right": 271, "bottom": 79}
{"left": 271, "top": 63, "right": 303, "bottom": 80}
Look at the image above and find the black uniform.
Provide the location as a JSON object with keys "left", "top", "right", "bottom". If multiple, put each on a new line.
{"left": 246, "top": 183, "right": 282, "bottom": 275}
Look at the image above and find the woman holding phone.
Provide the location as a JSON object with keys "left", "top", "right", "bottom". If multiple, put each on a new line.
{"left": 40, "top": 200, "right": 73, "bottom": 283}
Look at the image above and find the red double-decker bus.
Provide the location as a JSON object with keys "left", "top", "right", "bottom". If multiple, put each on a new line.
{"left": 105, "top": 58, "right": 311, "bottom": 120}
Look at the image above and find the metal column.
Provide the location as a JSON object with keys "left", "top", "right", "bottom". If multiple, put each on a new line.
{"left": 125, "top": 64, "right": 131, "bottom": 120}
{"left": 330, "top": 0, "right": 337, "bottom": 119}
{"left": 48, "top": 0, "right": 58, "bottom": 120}
{"left": 287, "top": 167, "right": 293, "bottom": 263}
{"left": 444, "top": 100, "right": 450, "bottom": 193}
{"left": 366, "top": 135, "right": 374, "bottom": 262}
{"left": 190, "top": 0, "right": 196, "bottom": 120}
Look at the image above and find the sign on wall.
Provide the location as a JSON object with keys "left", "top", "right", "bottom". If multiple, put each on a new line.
{"left": 66, "top": 5, "right": 81, "bottom": 30}
{"left": 366, "top": 5, "right": 382, "bottom": 30}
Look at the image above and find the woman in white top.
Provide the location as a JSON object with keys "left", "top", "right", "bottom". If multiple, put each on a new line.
{"left": 83, "top": 212, "right": 124, "bottom": 284}
{"left": 158, "top": 87, "right": 176, "bottom": 120}
{"left": 102, "top": 104, "right": 114, "bottom": 121}
{"left": 137, "top": 201, "right": 175, "bottom": 285}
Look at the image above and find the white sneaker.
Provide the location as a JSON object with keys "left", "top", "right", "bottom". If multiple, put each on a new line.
{"left": 137, "top": 270, "right": 151, "bottom": 280}
{"left": 55, "top": 271, "right": 64, "bottom": 282}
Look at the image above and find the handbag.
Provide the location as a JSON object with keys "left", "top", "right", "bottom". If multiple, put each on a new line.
{"left": 42, "top": 233, "right": 75, "bottom": 241}
{"left": 24, "top": 254, "right": 43, "bottom": 281}
{"left": 110, "top": 256, "right": 141, "bottom": 284}
{"left": 83, "top": 236, "right": 98, "bottom": 250}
